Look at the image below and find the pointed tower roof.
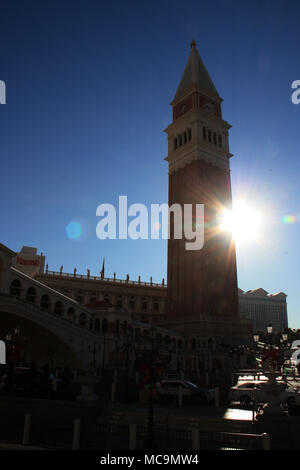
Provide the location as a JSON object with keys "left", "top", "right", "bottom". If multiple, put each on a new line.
{"left": 173, "top": 40, "right": 220, "bottom": 102}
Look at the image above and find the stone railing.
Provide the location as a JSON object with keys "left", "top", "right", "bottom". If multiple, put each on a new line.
{"left": 42, "top": 271, "right": 167, "bottom": 288}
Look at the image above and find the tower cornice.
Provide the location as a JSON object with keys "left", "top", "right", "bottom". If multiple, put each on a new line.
{"left": 171, "top": 84, "right": 223, "bottom": 107}
{"left": 165, "top": 145, "right": 231, "bottom": 174}
{"left": 164, "top": 108, "right": 231, "bottom": 135}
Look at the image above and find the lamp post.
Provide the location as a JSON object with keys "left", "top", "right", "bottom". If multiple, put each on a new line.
{"left": 254, "top": 326, "right": 291, "bottom": 376}
{"left": 282, "top": 333, "right": 288, "bottom": 343}
{"left": 267, "top": 324, "right": 273, "bottom": 350}
{"left": 92, "top": 342, "right": 96, "bottom": 369}
{"left": 280, "top": 332, "right": 290, "bottom": 378}
{"left": 124, "top": 325, "right": 134, "bottom": 403}
{"left": 145, "top": 326, "right": 157, "bottom": 450}
{"left": 101, "top": 320, "right": 108, "bottom": 377}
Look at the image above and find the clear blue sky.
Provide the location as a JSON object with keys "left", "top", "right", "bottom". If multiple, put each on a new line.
{"left": 1, "top": 0, "right": 300, "bottom": 327}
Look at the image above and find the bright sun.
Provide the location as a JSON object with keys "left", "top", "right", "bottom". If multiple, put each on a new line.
{"left": 219, "top": 201, "right": 262, "bottom": 243}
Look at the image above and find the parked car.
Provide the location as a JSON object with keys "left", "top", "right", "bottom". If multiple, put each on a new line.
{"left": 229, "top": 380, "right": 300, "bottom": 407}
{"left": 156, "top": 379, "right": 215, "bottom": 405}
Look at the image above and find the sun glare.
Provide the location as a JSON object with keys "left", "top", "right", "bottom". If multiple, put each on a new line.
{"left": 219, "top": 201, "right": 262, "bottom": 243}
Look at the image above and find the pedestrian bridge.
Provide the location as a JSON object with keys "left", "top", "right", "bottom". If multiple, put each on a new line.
{"left": 0, "top": 266, "right": 103, "bottom": 369}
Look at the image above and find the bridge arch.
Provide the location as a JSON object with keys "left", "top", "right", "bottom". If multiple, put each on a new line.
{"left": 0, "top": 300, "right": 88, "bottom": 368}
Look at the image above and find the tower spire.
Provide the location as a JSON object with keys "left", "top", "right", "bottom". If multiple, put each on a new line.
{"left": 173, "top": 41, "right": 220, "bottom": 102}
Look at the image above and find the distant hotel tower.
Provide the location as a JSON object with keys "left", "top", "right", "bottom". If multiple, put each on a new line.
{"left": 165, "top": 41, "right": 239, "bottom": 320}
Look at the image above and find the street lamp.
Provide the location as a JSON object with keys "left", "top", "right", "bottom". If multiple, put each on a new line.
{"left": 124, "top": 325, "right": 134, "bottom": 403}
{"left": 101, "top": 319, "right": 108, "bottom": 377}
{"left": 267, "top": 324, "right": 273, "bottom": 334}
{"left": 91, "top": 342, "right": 96, "bottom": 369}
{"left": 253, "top": 334, "right": 260, "bottom": 343}
{"left": 280, "top": 332, "right": 290, "bottom": 378}
{"left": 282, "top": 333, "right": 288, "bottom": 343}
{"left": 145, "top": 326, "right": 157, "bottom": 450}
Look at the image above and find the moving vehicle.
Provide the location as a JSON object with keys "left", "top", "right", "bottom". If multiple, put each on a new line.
{"left": 156, "top": 379, "right": 215, "bottom": 405}
{"left": 229, "top": 380, "right": 300, "bottom": 407}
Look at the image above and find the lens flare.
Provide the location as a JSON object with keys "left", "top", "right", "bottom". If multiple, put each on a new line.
{"left": 65, "top": 221, "right": 83, "bottom": 240}
{"left": 282, "top": 215, "right": 297, "bottom": 224}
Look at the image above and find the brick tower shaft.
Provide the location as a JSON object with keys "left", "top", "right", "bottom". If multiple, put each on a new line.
{"left": 165, "top": 41, "right": 239, "bottom": 319}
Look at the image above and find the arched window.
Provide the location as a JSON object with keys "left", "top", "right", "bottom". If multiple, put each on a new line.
{"left": 117, "top": 295, "right": 122, "bottom": 308}
{"left": 188, "top": 128, "right": 192, "bottom": 141}
{"left": 79, "top": 313, "right": 87, "bottom": 328}
{"left": 135, "top": 328, "right": 141, "bottom": 340}
{"left": 178, "top": 135, "right": 182, "bottom": 146}
{"left": 26, "top": 287, "right": 36, "bottom": 303}
{"left": 54, "top": 301, "right": 64, "bottom": 316}
{"left": 174, "top": 138, "right": 178, "bottom": 150}
{"left": 142, "top": 297, "right": 148, "bottom": 311}
{"left": 203, "top": 127, "right": 207, "bottom": 140}
{"left": 122, "top": 320, "right": 128, "bottom": 334}
{"left": 102, "top": 318, "right": 108, "bottom": 334}
{"left": 208, "top": 129, "right": 212, "bottom": 143}
{"left": 10, "top": 279, "right": 22, "bottom": 297}
{"left": 40, "top": 294, "right": 51, "bottom": 311}
{"left": 164, "top": 335, "right": 170, "bottom": 349}
{"left": 156, "top": 333, "right": 163, "bottom": 346}
{"left": 183, "top": 131, "right": 187, "bottom": 144}
{"left": 142, "top": 330, "right": 149, "bottom": 344}
{"left": 95, "top": 318, "right": 100, "bottom": 333}
{"left": 89, "top": 292, "right": 97, "bottom": 303}
{"left": 213, "top": 132, "right": 217, "bottom": 145}
{"left": 66, "top": 307, "right": 75, "bottom": 322}
{"left": 129, "top": 296, "right": 135, "bottom": 310}
{"left": 153, "top": 298, "right": 159, "bottom": 312}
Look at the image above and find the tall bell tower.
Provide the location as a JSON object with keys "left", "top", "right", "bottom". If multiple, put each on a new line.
{"left": 165, "top": 41, "right": 239, "bottom": 321}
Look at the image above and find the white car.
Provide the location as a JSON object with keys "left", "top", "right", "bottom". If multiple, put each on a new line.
{"left": 156, "top": 379, "right": 215, "bottom": 404}
{"left": 229, "top": 380, "right": 300, "bottom": 407}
